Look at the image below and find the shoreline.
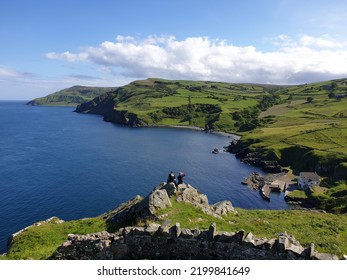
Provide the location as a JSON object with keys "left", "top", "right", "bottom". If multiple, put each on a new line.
{"left": 162, "top": 124, "right": 241, "bottom": 140}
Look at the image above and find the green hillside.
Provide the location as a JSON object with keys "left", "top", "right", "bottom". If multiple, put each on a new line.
{"left": 76, "top": 78, "right": 282, "bottom": 130}
{"left": 75, "top": 78, "right": 347, "bottom": 179}
{"left": 27, "top": 85, "right": 118, "bottom": 106}
{"left": 237, "top": 79, "right": 347, "bottom": 177}
{"left": 1, "top": 201, "right": 346, "bottom": 260}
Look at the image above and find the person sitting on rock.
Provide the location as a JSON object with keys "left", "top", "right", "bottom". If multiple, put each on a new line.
{"left": 177, "top": 172, "right": 185, "bottom": 184}
{"left": 167, "top": 171, "right": 176, "bottom": 185}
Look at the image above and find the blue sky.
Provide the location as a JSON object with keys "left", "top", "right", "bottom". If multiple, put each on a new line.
{"left": 1, "top": 0, "right": 347, "bottom": 100}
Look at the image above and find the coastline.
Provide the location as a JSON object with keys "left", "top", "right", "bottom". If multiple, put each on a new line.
{"left": 164, "top": 124, "right": 241, "bottom": 140}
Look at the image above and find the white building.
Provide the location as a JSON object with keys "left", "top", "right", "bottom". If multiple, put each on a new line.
{"left": 298, "top": 172, "right": 321, "bottom": 189}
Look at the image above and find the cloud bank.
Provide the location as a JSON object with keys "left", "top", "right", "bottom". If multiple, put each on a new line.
{"left": 46, "top": 34, "right": 347, "bottom": 84}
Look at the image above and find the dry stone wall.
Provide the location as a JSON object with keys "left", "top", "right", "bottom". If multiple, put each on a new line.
{"left": 49, "top": 221, "right": 339, "bottom": 260}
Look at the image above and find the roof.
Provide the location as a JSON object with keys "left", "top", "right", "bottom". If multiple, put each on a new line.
{"left": 299, "top": 172, "right": 320, "bottom": 181}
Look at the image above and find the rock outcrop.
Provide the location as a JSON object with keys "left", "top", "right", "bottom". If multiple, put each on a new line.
{"left": 47, "top": 181, "right": 340, "bottom": 260}
{"left": 104, "top": 182, "right": 235, "bottom": 228}
{"left": 224, "top": 140, "right": 283, "bottom": 173}
{"left": 49, "top": 222, "right": 339, "bottom": 260}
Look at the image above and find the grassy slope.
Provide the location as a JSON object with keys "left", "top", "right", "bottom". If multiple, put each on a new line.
{"left": 1, "top": 199, "right": 347, "bottom": 260}
{"left": 112, "top": 78, "right": 270, "bottom": 130}
{"left": 239, "top": 79, "right": 347, "bottom": 172}
{"left": 28, "top": 86, "right": 118, "bottom": 106}
{"left": 104, "top": 78, "right": 347, "bottom": 177}
{"left": 0, "top": 217, "right": 107, "bottom": 260}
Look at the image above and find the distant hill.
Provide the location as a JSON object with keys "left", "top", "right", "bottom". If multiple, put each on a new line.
{"left": 27, "top": 85, "right": 118, "bottom": 106}
{"left": 74, "top": 77, "right": 347, "bottom": 180}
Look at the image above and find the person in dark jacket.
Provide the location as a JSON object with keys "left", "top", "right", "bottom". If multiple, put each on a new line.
{"left": 167, "top": 171, "right": 176, "bottom": 185}
{"left": 177, "top": 172, "right": 185, "bottom": 184}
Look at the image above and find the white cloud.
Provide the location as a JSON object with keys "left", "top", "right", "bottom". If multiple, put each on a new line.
{"left": 45, "top": 35, "right": 347, "bottom": 84}
{"left": 299, "top": 35, "right": 344, "bottom": 49}
{"left": 46, "top": 51, "right": 88, "bottom": 62}
{"left": 0, "top": 66, "right": 24, "bottom": 77}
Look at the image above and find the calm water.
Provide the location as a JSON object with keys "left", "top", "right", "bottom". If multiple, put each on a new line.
{"left": 0, "top": 101, "right": 289, "bottom": 253}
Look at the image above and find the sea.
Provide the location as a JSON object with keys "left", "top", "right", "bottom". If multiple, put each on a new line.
{"left": 0, "top": 101, "right": 289, "bottom": 253}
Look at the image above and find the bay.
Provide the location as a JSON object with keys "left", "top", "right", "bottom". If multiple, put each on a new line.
{"left": 0, "top": 101, "right": 289, "bottom": 253}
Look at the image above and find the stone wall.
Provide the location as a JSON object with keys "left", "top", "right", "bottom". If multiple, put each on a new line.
{"left": 49, "top": 221, "right": 339, "bottom": 260}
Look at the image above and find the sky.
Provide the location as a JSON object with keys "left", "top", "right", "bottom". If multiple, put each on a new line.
{"left": 1, "top": 0, "right": 347, "bottom": 100}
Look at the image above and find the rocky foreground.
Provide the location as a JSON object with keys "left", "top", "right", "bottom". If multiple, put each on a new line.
{"left": 44, "top": 182, "right": 339, "bottom": 260}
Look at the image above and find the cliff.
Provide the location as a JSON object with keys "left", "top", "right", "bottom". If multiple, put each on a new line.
{"left": 74, "top": 92, "right": 146, "bottom": 127}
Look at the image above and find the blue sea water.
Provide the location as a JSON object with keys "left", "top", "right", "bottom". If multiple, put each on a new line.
{"left": 0, "top": 101, "right": 289, "bottom": 253}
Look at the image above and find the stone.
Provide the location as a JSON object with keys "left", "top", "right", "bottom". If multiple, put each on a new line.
{"left": 214, "top": 231, "right": 236, "bottom": 243}
{"left": 67, "top": 234, "right": 76, "bottom": 241}
{"left": 158, "top": 220, "right": 171, "bottom": 237}
{"left": 148, "top": 189, "right": 172, "bottom": 215}
{"left": 308, "top": 243, "right": 316, "bottom": 258}
{"left": 111, "top": 243, "right": 128, "bottom": 260}
{"left": 233, "top": 230, "right": 245, "bottom": 243}
{"left": 131, "top": 227, "right": 146, "bottom": 235}
{"left": 176, "top": 186, "right": 209, "bottom": 207}
{"left": 145, "top": 223, "right": 161, "bottom": 236}
{"left": 243, "top": 232, "right": 254, "bottom": 243}
{"left": 208, "top": 223, "right": 217, "bottom": 241}
{"left": 277, "top": 233, "right": 290, "bottom": 253}
{"left": 172, "top": 223, "right": 181, "bottom": 238}
{"left": 177, "top": 183, "right": 188, "bottom": 192}
{"left": 263, "top": 238, "right": 276, "bottom": 250}
{"left": 286, "top": 244, "right": 305, "bottom": 256}
{"left": 192, "top": 227, "right": 200, "bottom": 239}
{"left": 180, "top": 228, "right": 194, "bottom": 239}
{"left": 211, "top": 201, "right": 235, "bottom": 215}
{"left": 159, "top": 182, "right": 177, "bottom": 197}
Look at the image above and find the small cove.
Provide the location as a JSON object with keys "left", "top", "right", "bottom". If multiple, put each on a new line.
{"left": 0, "top": 101, "right": 289, "bottom": 253}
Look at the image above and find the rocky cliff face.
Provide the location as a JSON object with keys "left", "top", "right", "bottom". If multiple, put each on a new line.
{"left": 225, "top": 139, "right": 283, "bottom": 173}
{"left": 74, "top": 92, "right": 146, "bottom": 127}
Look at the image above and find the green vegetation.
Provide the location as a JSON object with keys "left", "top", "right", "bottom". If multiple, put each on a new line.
{"left": 310, "top": 182, "right": 347, "bottom": 213}
{"left": 2, "top": 198, "right": 347, "bottom": 260}
{"left": 27, "top": 85, "right": 118, "bottom": 106}
{"left": 158, "top": 199, "right": 347, "bottom": 258}
{"left": 236, "top": 79, "right": 347, "bottom": 178}
{"left": 83, "top": 78, "right": 346, "bottom": 179}
{"left": 0, "top": 217, "right": 106, "bottom": 260}
{"left": 104, "top": 78, "right": 277, "bottom": 131}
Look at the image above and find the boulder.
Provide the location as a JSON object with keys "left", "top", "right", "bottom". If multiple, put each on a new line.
{"left": 153, "top": 182, "right": 177, "bottom": 197}
{"left": 145, "top": 223, "right": 161, "bottom": 236}
{"left": 211, "top": 200, "right": 235, "bottom": 215}
{"left": 148, "top": 189, "right": 172, "bottom": 215}
{"left": 176, "top": 185, "right": 209, "bottom": 207}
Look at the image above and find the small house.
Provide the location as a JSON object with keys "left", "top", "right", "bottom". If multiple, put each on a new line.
{"left": 298, "top": 172, "right": 320, "bottom": 189}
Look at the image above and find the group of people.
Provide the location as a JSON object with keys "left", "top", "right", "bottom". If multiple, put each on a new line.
{"left": 167, "top": 171, "right": 185, "bottom": 186}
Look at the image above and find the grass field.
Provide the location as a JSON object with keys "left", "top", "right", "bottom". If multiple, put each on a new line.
{"left": 241, "top": 79, "right": 347, "bottom": 174}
